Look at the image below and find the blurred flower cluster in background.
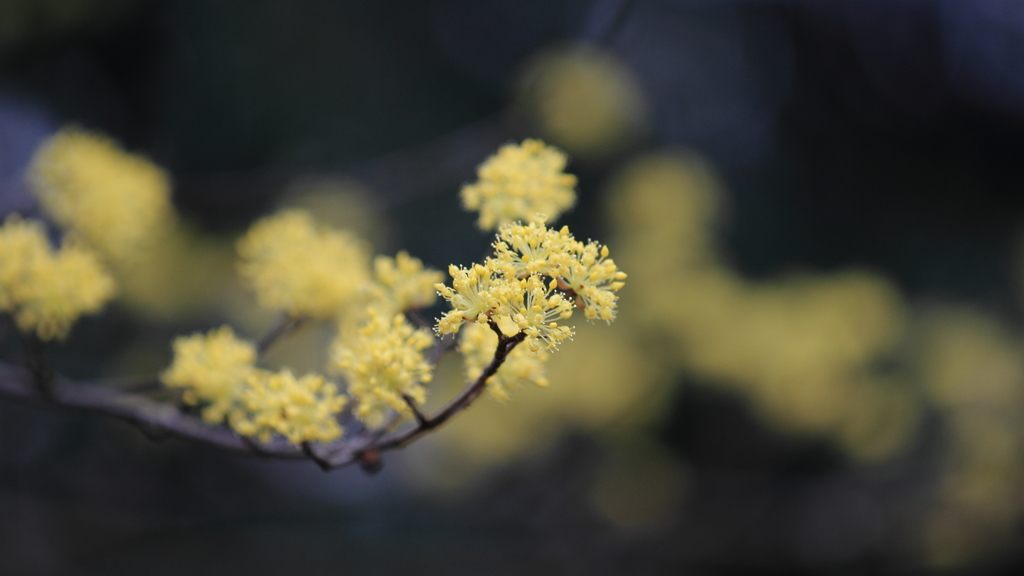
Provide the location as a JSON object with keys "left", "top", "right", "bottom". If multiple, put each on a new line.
{"left": 4, "top": 1, "right": 1024, "bottom": 574}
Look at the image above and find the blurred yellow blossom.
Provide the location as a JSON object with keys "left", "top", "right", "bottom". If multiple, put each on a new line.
{"left": 229, "top": 369, "right": 347, "bottom": 444}
{"left": 517, "top": 45, "right": 648, "bottom": 159}
{"left": 237, "top": 209, "right": 371, "bottom": 319}
{"left": 459, "top": 321, "right": 550, "bottom": 402}
{"left": 914, "top": 306, "right": 1024, "bottom": 566}
{"left": 916, "top": 307, "right": 1024, "bottom": 410}
{"left": 161, "top": 325, "right": 257, "bottom": 423}
{"left": 369, "top": 251, "right": 443, "bottom": 313}
{"left": 0, "top": 214, "right": 50, "bottom": 312}
{"left": 332, "top": 309, "right": 435, "bottom": 428}
{"left": 0, "top": 215, "right": 115, "bottom": 340}
{"left": 28, "top": 126, "right": 174, "bottom": 262}
{"left": 460, "top": 139, "right": 577, "bottom": 230}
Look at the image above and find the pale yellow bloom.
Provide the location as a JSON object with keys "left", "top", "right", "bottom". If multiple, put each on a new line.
{"left": 461, "top": 139, "right": 577, "bottom": 230}
{"left": 229, "top": 369, "right": 347, "bottom": 444}
{"left": 28, "top": 127, "right": 174, "bottom": 262}
{"left": 237, "top": 209, "right": 371, "bottom": 319}
{"left": 435, "top": 215, "right": 619, "bottom": 347}
{"left": 161, "top": 326, "right": 257, "bottom": 423}
{"left": 0, "top": 215, "right": 50, "bottom": 312}
{"left": 493, "top": 215, "right": 575, "bottom": 278}
{"left": 0, "top": 215, "right": 116, "bottom": 340}
{"left": 517, "top": 45, "right": 648, "bottom": 158}
{"left": 332, "top": 309, "right": 434, "bottom": 427}
{"left": 370, "top": 251, "right": 443, "bottom": 313}
{"left": 562, "top": 240, "right": 627, "bottom": 322}
{"left": 434, "top": 263, "right": 504, "bottom": 335}
{"left": 459, "top": 321, "right": 549, "bottom": 402}
{"left": 500, "top": 275, "right": 575, "bottom": 352}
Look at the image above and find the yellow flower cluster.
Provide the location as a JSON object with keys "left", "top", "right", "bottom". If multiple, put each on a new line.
{"left": 161, "top": 326, "right": 347, "bottom": 443}
{"left": 161, "top": 326, "right": 258, "bottom": 423}
{"left": 0, "top": 215, "right": 115, "bottom": 340}
{"left": 494, "top": 218, "right": 626, "bottom": 322}
{"left": 231, "top": 369, "right": 347, "bottom": 444}
{"left": 28, "top": 127, "right": 174, "bottom": 262}
{"left": 516, "top": 45, "right": 648, "bottom": 159}
{"left": 368, "top": 251, "right": 443, "bottom": 313}
{"left": 459, "top": 322, "right": 550, "bottom": 401}
{"left": 460, "top": 139, "right": 577, "bottom": 230}
{"left": 609, "top": 154, "right": 915, "bottom": 457}
{"left": 435, "top": 215, "right": 626, "bottom": 353}
{"left": 237, "top": 209, "right": 371, "bottom": 319}
{"left": 331, "top": 309, "right": 434, "bottom": 427}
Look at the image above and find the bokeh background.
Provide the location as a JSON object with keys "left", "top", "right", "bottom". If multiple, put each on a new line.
{"left": 4, "top": 0, "right": 1024, "bottom": 574}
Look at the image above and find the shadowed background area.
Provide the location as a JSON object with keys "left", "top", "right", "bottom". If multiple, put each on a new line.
{"left": 4, "top": 0, "right": 1024, "bottom": 574}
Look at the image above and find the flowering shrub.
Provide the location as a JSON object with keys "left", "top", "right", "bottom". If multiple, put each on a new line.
{"left": 0, "top": 132, "right": 624, "bottom": 468}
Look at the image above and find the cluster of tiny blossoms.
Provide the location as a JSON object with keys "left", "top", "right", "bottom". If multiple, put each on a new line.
{"left": 161, "top": 326, "right": 347, "bottom": 443}
{"left": 28, "top": 127, "right": 174, "bottom": 263}
{"left": 0, "top": 126, "right": 186, "bottom": 341}
{"left": 237, "top": 209, "right": 371, "bottom": 319}
{"left": 0, "top": 215, "right": 115, "bottom": 340}
{"left": 460, "top": 139, "right": 577, "bottom": 230}
{"left": 436, "top": 214, "right": 627, "bottom": 353}
{"left": 331, "top": 309, "right": 435, "bottom": 428}
{"left": 161, "top": 326, "right": 258, "bottom": 423}
{"left": 232, "top": 370, "right": 347, "bottom": 444}
{"left": 438, "top": 139, "right": 626, "bottom": 396}
{"left": 161, "top": 217, "right": 445, "bottom": 444}
{"left": 366, "top": 251, "right": 444, "bottom": 314}
{"left": 9, "top": 129, "right": 624, "bottom": 449}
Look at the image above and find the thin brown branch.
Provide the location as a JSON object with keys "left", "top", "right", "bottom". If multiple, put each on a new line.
{"left": 18, "top": 332, "right": 53, "bottom": 398}
{"left": 0, "top": 318, "right": 527, "bottom": 472}
{"left": 368, "top": 320, "right": 525, "bottom": 454}
{"left": 402, "top": 393, "right": 428, "bottom": 426}
{"left": 0, "top": 361, "right": 316, "bottom": 459}
{"left": 256, "top": 314, "right": 308, "bottom": 356}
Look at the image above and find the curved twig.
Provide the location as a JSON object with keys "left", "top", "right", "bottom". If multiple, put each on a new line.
{"left": 0, "top": 319, "right": 525, "bottom": 472}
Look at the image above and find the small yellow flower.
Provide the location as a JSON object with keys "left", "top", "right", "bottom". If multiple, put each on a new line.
{"left": 493, "top": 215, "right": 574, "bottom": 278}
{"left": 0, "top": 215, "right": 51, "bottom": 312}
{"left": 332, "top": 309, "right": 435, "bottom": 428}
{"left": 461, "top": 139, "right": 577, "bottom": 230}
{"left": 502, "top": 275, "right": 575, "bottom": 352}
{"left": 27, "top": 126, "right": 174, "bottom": 262}
{"left": 237, "top": 209, "right": 371, "bottom": 319}
{"left": 460, "top": 321, "right": 550, "bottom": 402}
{"left": 434, "top": 263, "right": 504, "bottom": 335}
{"left": 229, "top": 369, "right": 347, "bottom": 444}
{"left": 0, "top": 215, "right": 116, "bottom": 340}
{"left": 161, "top": 326, "right": 258, "bottom": 423}
{"left": 370, "top": 251, "right": 443, "bottom": 313}
{"left": 562, "top": 240, "right": 627, "bottom": 322}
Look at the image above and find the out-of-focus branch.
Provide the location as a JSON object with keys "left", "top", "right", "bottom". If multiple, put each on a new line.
{"left": 0, "top": 360, "right": 312, "bottom": 459}
{"left": 0, "top": 318, "right": 525, "bottom": 473}
{"left": 257, "top": 313, "right": 308, "bottom": 356}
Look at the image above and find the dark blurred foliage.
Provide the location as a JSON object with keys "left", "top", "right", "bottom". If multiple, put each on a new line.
{"left": 4, "top": 0, "right": 1024, "bottom": 574}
